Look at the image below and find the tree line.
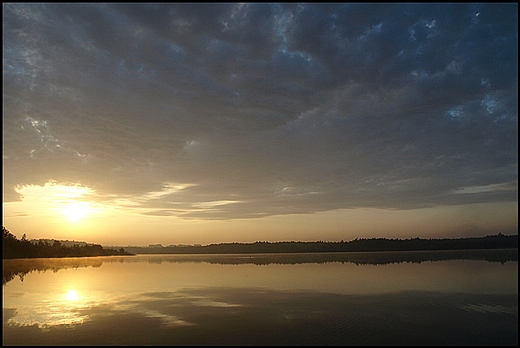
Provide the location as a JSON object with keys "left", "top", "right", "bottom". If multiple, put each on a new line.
{"left": 123, "top": 233, "right": 518, "bottom": 255}
{"left": 4, "top": 225, "right": 517, "bottom": 258}
{"left": 2, "top": 226, "right": 133, "bottom": 259}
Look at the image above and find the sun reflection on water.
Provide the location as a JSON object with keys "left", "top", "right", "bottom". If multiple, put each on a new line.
{"left": 6, "top": 288, "right": 94, "bottom": 328}
{"left": 35, "top": 288, "right": 91, "bottom": 327}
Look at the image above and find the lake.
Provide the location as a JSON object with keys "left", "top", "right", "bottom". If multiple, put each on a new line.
{"left": 3, "top": 250, "right": 518, "bottom": 345}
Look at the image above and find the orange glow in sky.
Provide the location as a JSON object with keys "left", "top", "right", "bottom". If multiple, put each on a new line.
{"left": 2, "top": 180, "right": 517, "bottom": 246}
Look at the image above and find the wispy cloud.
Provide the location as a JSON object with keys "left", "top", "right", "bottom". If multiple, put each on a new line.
{"left": 451, "top": 183, "right": 517, "bottom": 195}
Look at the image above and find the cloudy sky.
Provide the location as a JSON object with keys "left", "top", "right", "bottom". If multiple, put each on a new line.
{"left": 3, "top": 3, "right": 518, "bottom": 246}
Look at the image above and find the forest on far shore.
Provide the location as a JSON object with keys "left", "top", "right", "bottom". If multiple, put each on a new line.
{"left": 2, "top": 227, "right": 134, "bottom": 259}
{"left": 123, "top": 233, "right": 518, "bottom": 254}
{"left": 3, "top": 226, "right": 517, "bottom": 259}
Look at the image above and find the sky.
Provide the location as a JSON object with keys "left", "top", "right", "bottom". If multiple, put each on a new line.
{"left": 3, "top": 3, "right": 518, "bottom": 246}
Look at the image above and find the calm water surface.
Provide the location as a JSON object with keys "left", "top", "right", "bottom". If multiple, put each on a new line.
{"left": 3, "top": 250, "right": 518, "bottom": 346}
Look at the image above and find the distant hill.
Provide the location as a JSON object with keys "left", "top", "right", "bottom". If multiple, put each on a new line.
{"left": 118, "top": 233, "right": 518, "bottom": 255}
{"left": 5, "top": 224, "right": 516, "bottom": 258}
{"left": 2, "top": 227, "right": 134, "bottom": 259}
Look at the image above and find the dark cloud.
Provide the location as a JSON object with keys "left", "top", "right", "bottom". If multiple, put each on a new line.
{"left": 3, "top": 3, "right": 517, "bottom": 219}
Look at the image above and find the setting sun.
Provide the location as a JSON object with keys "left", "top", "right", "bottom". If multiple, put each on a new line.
{"left": 65, "top": 289, "right": 79, "bottom": 301}
{"left": 3, "top": 181, "right": 112, "bottom": 237}
{"left": 61, "top": 202, "right": 91, "bottom": 223}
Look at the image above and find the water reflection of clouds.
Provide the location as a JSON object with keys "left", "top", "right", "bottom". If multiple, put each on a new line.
{"left": 6, "top": 287, "right": 244, "bottom": 330}
{"left": 3, "top": 253, "right": 517, "bottom": 345}
{"left": 108, "top": 294, "right": 195, "bottom": 327}
{"left": 121, "top": 291, "right": 244, "bottom": 327}
{"left": 459, "top": 303, "right": 518, "bottom": 315}
{"left": 4, "top": 287, "right": 518, "bottom": 345}
{"left": 9, "top": 288, "right": 92, "bottom": 328}
{"left": 4, "top": 279, "right": 119, "bottom": 329}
